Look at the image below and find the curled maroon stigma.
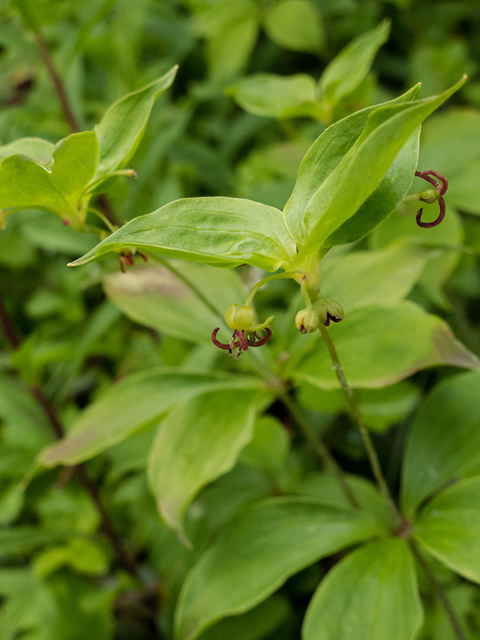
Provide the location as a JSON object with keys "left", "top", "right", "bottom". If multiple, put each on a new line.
{"left": 414, "top": 170, "right": 448, "bottom": 229}
{"left": 211, "top": 326, "right": 272, "bottom": 358}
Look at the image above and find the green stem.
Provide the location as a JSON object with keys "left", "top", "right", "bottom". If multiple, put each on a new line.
{"left": 85, "top": 170, "right": 137, "bottom": 194}
{"left": 279, "top": 392, "right": 360, "bottom": 509}
{"left": 245, "top": 272, "right": 300, "bottom": 307}
{"left": 318, "top": 324, "right": 403, "bottom": 526}
{"left": 86, "top": 207, "right": 117, "bottom": 233}
{"left": 410, "top": 541, "right": 467, "bottom": 640}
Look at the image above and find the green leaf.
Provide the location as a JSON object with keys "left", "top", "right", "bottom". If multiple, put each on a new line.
{"left": 263, "top": 0, "right": 324, "bottom": 54}
{"left": 0, "top": 137, "right": 53, "bottom": 165}
{"left": 148, "top": 387, "right": 268, "bottom": 541}
{"left": 69, "top": 197, "right": 297, "bottom": 271}
{"left": 296, "top": 77, "right": 466, "bottom": 261}
{"left": 207, "top": 13, "right": 258, "bottom": 82}
{"left": 415, "top": 477, "right": 480, "bottom": 584}
{"left": 38, "top": 368, "right": 263, "bottom": 467}
{"left": 0, "top": 568, "right": 56, "bottom": 640}
{"left": 319, "top": 21, "right": 390, "bottom": 109}
{"left": 401, "top": 371, "right": 480, "bottom": 518}
{"left": 298, "top": 381, "right": 421, "bottom": 434}
{"left": 33, "top": 538, "right": 109, "bottom": 578}
{"left": 0, "top": 132, "right": 99, "bottom": 227}
{"left": 0, "top": 527, "right": 66, "bottom": 557}
{"left": 293, "top": 301, "right": 480, "bottom": 390}
{"left": 284, "top": 84, "right": 421, "bottom": 247}
{"left": 197, "top": 595, "right": 290, "bottom": 640}
{"left": 175, "top": 498, "right": 385, "bottom": 640}
{"left": 95, "top": 65, "right": 178, "bottom": 179}
{"left": 324, "top": 129, "right": 420, "bottom": 246}
{"left": 292, "top": 472, "right": 392, "bottom": 525}
{"left": 227, "top": 73, "right": 319, "bottom": 119}
{"left": 239, "top": 415, "right": 290, "bottom": 477}
{"left": 320, "top": 242, "right": 430, "bottom": 312}
{"left": 103, "top": 261, "right": 247, "bottom": 345}
{"left": 302, "top": 538, "right": 423, "bottom": 640}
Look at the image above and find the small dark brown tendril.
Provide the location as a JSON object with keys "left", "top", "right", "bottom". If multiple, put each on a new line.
{"left": 324, "top": 313, "right": 342, "bottom": 327}
{"left": 414, "top": 170, "right": 448, "bottom": 229}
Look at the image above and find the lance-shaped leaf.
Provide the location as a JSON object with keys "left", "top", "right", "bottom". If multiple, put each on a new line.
{"left": 95, "top": 65, "right": 178, "bottom": 179}
{"left": 414, "top": 476, "right": 480, "bottom": 584}
{"left": 324, "top": 129, "right": 419, "bottom": 247}
{"left": 175, "top": 498, "right": 385, "bottom": 640}
{"left": 69, "top": 197, "right": 297, "bottom": 271}
{"left": 292, "top": 301, "right": 480, "bottom": 390}
{"left": 302, "top": 538, "right": 423, "bottom": 640}
{"left": 148, "top": 387, "right": 269, "bottom": 542}
{"left": 283, "top": 84, "right": 420, "bottom": 246}
{"left": 103, "top": 261, "right": 247, "bottom": 345}
{"left": 0, "top": 131, "right": 99, "bottom": 225}
{"left": 0, "top": 138, "right": 53, "bottom": 166}
{"left": 295, "top": 77, "right": 466, "bottom": 262}
{"left": 318, "top": 21, "right": 390, "bottom": 109}
{"left": 263, "top": 0, "right": 324, "bottom": 54}
{"left": 401, "top": 371, "right": 480, "bottom": 519}
{"left": 38, "top": 369, "right": 263, "bottom": 467}
{"left": 227, "top": 73, "right": 319, "bottom": 119}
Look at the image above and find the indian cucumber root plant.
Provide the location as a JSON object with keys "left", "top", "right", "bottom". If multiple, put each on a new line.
{"left": 1, "top": 7, "right": 480, "bottom": 640}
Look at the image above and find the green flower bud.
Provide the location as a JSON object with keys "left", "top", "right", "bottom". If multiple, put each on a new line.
{"left": 225, "top": 304, "right": 255, "bottom": 330}
{"left": 295, "top": 309, "right": 320, "bottom": 334}
{"left": 313, "top": 297, "right": 344, "bottom": 327}
{"left": 420, "top": 189, "right": 438, "bottom": 204}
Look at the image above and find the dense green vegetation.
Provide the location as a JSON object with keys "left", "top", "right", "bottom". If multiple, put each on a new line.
{"left": 1, "top": 1, "right": 480, "bottom": 639}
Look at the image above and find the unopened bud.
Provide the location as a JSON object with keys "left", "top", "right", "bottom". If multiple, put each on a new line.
{"left": 225, "top": 304, "right": 255, "bottom": 331}
{"left": 420, "top": 189, "right": 438, "bottom": 204}
{"left": 314, "top": 297, "right": 344, "bottom": 327}
{"left": 295, "top": 309, "right": 320, "bottom": 334}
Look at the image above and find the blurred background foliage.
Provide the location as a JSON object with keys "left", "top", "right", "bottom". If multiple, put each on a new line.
{"left": 1, "top": 0, "right": 480, "bottom": 638}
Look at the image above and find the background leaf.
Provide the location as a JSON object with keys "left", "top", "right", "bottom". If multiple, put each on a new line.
{"left": 147, "top": 386, "right": 268, "bottom": 540}
{"left": 320, "top": 243, "right": 430, "bottom": 312}
{"left": 175, "top": 498, "right": 385, "bottom": 640}
{"left": 0, "top": 137, "right": 53, "bottom": 165}
{"left": 292, "top": 301, "right": 480, "bottom": 390}
{"left": 302, "top": 538, "right": 423, "bottom": 640}
{"left": 319, "top": 21, "right": 390, "bottom": 109}
{"left": 38, "top": 369, "right": 263, "bottom": 467}
{"left": 401, "top": 371, "right": 480, "bottom": 518}
{"left": 263, "top": 0, "right": 324, "bottom": 54}
{"left": 197, "top": 595, "right": 291, "bottom": 640}
{"left": 414, "top": 476, "right": 480, "bottom": 584}
{"left": 227, "top": 74, "right": 318, "bottom": 119}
